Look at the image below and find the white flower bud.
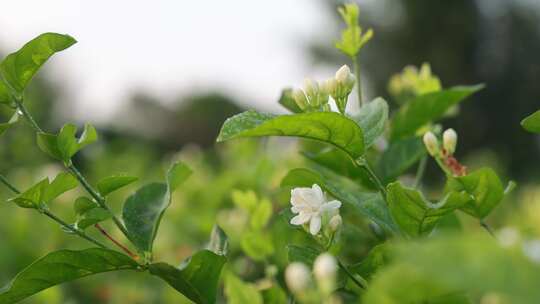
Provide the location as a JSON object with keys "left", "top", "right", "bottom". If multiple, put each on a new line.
{"left": 314, "top": 253, "right": 337, "bottom": 295}
{"left": 322, "top": 79, "right": 337, "bottom": 96}
{"left": 285, "top": 262, "right": 311, "bottom": 293}
{"left": 335, "top": 65, "right": 351, "bottom": 83}
{"left": 292, "top": 89, "right": 308, "bottom": 110}
{"left": 329, "top": 214, "right": 342, "bottom": 232}
{"left": 303, "top": 78, "right": 318, "bottom": 96}
{"left": 423, "top": 131, "right": 439, "bottom": 156}
{"left": 442, "top": 128, "right": 457, "bottom": 155}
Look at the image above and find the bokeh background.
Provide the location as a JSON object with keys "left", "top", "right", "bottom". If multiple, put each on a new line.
{"left": 1, "top": 0, "right": 540, "bottom": 303}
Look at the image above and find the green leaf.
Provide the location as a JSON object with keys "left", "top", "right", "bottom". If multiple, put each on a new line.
{"left": 74, "top": 196, "right": 98, "bottom": 215}
{"left": 281, "top": 167, "right": 399, "bottom": 233}
{"left": 167, "top": 161, "right": 192, "bottom": 193}
{"left": 8, "top": 179, "right": 48, "bottom": 209}
{"left": 36, "top": 132, "right": 62, "bottom": 160}
{"left": 240, "top": 231, "right": 274, "bottom": 261}
{"left": 376, "top": 136, "right": 426, "bottom": 182}
{"left": 387, "top": 182, "right": 470, "bottom": 237}
{"left": 349, "top": 244, "right": 389, "bottom": 281}
{"left": 262, "top": 284, "right": 288, "bottom": 304}
{"left": 250, "top": 198, "right": 272, "bottom": 230}
{"left": 445, "top": 167, "right": 505, "bottom": 219}
{"left": 0, "top": 248, "right": 137, "bottom": 304}
{"left": 217, "top": 110, "right": 365, "bottom": 158}
{"left": 302, "top": 148, "right": 371, "bottom": 184}
{"left": 207, "top": 225, "right": 228, "bottom": 256}
{"left": 278, "top": 88, "right": 302, "bottom": 113}
{"left": 42, "top": 172, "right": 78, "bottom": 203}
{"left": 363, "top": 234, "right": 540, "bottom": 304}
{"left": 521, "top": 110, "right": 540, "bottom": 133}
{"left": 77, "top": 123, "right": 98, "bottom": 149}
{"left": 390, "top": 85, "right": 483, "bottom": 140}
{"left": 97, "top": 175, "right": 138, "bottom": 196}
{"left": 224, "top": 272, "right": 263, "bottom": 304}
{"left": 352, "top": 97, "right": 389, "bottom": 148}
{"left": 0, "top": 112, "right": 19, "bottom": 136}
{"left": 0, "top": 81, "right": 10, "bottom": 104}
{"left": 231, "top": 189, "right": 258, "bottom": 212}
{"left": 57, "top": 123, "right": 79, "bottom": 160}
{"left": 0, "top": 33, "right": 76, "bottom": 94}
{"left": 149, "top": 250, "right": 226, "bottom": 304}
{"left": 287, "top": 244, "right": 320, "bottom": 266}
{"left": 122, "top": 183, "right": 168, "bottom": 252}
{"left": 76, "top": 207, "right": 111, "bottom": 229}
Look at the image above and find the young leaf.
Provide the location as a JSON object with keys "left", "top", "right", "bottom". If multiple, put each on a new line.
{"left": 0, "top": 33, "right": 76, "bottom": 94}
{"left": 97, "top": 175, "right": 138, "bottom": 196}
{"left": 57, "top": 123, "right": 79, "bottom": 160}
{"left": 167, "top": 161, "right": 192, "bottom": 193}
{"left": 352, "top": 97, "right": 389, "bottom": 148}
{"left": 149, "top": 250, "right": 226, "bottom": 304}
{"left": 76, "top": 207, "right": 111, "bottom": 230}
{"left": 521, "top": 109, "right": 540, "bottom": 133}
{"left": 0, "top": 112, "right": 19, "bottom": 136}
{"left": 278, "top": 88, "right": 302, "bottom": 113}
{"left": 390, "top": 85, "right": 483, "bottom": 140}
{"left": 208, "top": 225, "right": 228, "bottom": 256}
{"left": 387, "top": 182, "right": 470, "bottom": 237}
{"left": 281, "top": 167, "right": 399, "bottom": 234}
{"left": 224, "top": 272, "right": 263, "bottom": 304}
{"left": 250, "top": 198, "right": 272, "bottom": 230}
{"left": 376, "top": 136, "right": 426, "bottom": 182}
{"left": 74, "top": 196, "right": 98, "bottom": 215}
{"left": 42, "top": 172, "right": 78, "bottom": 203}
{"left": 445, "top": 167, "right": 505, "bottom": 219}
{"left": 0, "top": 248, "right": 138, "bottom": 304}
{"left": 36, "top": 132, "right": 62, "bottom": 160}
{"left": 217, "top": 110, "right": 365, "bottom": 159}
{"left": 122, "top": 183, "right": 168, "bottom": 252}
{"left": 241, "top": 231, "right": 274, "bottom": 261}
{"left": 8, "top": 179, "right": 49, "bottom": 209}
{"left": 77, "top": 123, "right": 98, "bottom": 149}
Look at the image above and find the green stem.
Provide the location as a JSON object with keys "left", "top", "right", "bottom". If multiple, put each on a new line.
{"left": 337, "top": 260, "right": 366, "bottom": 289}
{"left": 0, "top": 174, "right": 108, "bottom": 248}
{"left": 355, "top": 159, "right": 387, "bottom": 200}
{"left": 14, "top": 98, "right": 132, "bottom": 243}
{"left": 480, "top": 220, "right": 495, "bottom": 238}
{"left": 0, "top": 174, "right": 20, "bottom": 194}
{"left": 351, "top": 55, "right": 363, "bottom": 106}
{"left": 414, "top": 156, "right": 428, "bottom": 188}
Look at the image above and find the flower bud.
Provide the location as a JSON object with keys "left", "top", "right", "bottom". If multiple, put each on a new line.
{"left": 292, "top": 89, "right": 308, "bottom": 110}
{"left": 423, "top": 131, "right": 439, "bottom": 156}
{"left": 303, "top": 78, "right": 318, "bottom": 97}
{"left": 285, "top": 262, "right": 310, "bottom": 293}
{"left": 443, "top": 128, "right": 457, "bottom": 155}
{"left": 313, "top": 253, "right": 337, "bottom": 295}
{"left": 329, "top": 214, "right": 342, "bottom": 232}
{"left": 335, "top": 65, "right": 351, "bottom": 83}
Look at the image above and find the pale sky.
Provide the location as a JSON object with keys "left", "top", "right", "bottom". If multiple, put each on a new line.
{"left": 0, "top": 0, "right": 334, "bottom": 122}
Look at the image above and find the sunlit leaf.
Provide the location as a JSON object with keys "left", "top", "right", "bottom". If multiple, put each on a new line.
{"left": 36, "top": 132, "right": 62, "bottom": 160}
{"left": 149, "top": 250, "right": 226, "bottom": 304}
{"left": 390, "top": 85, "right": 483, "bottom": 140}
{"left": 42, "top": 172, "right": 77, "bottom": 203}
{"left": 0, "top": 33, "right": 76, "bottom": 95}
{"left": 241, "top": 231, "right": 274, "bottom": 261}
{"left": 167, "top": 161, "right": 192, "bottom": 193}
{"left": 0, "top": 248, "right": 137, "bottom": 304}
{"left": 217, "top": 110, "right": 365, "bottom": 158}
{"left": 521, "top": 109, "right": 540, "bottom": 133}
{"left": 387, "top": 182, "right": 470, "bottom": 237}
{"left": 250, "top": 198, "right": 272, "bottom": 230}
{"left": 8, "top": 179, "right": 48, "bottom": 209}
{"left": 445, "top": 168, "right": 505, "bottom": 219}
{"left": 224, "top": 272, "right": 263, "bottom": 304}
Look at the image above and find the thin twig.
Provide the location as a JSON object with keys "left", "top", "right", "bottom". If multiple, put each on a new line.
{"left": 95, "top": 223, "right": 138, "bottom": 259}
{"left": 352, "top": 55, "right": 363, "bottom": 106}
{"left": 480, "top": 220, "right": 496, "bottom": 238}
{"left": 338, "top": 260, "right": 366, "bottom": 290}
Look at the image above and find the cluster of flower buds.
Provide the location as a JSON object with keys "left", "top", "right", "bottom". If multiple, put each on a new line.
{"left": 423, "top": 128, "right": 466, "bottom": 176}
{"left": 292, "top": 79, "right": 331, "bottom": 112}
{"left": 326, "top": 65, "right": 356, "bottom": 114}
{"left": 388, "top": 63, "right": 441, "bottom": 104}
{"left": 285, "top": 253, "right": 340, "bottom": 303}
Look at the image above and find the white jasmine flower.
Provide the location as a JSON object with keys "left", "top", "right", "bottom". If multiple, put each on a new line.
{"left": 290, "top": 184, "right": 342, "bottom": 235}
{"left": 285, "top": 262, "right": 311, "bottom": 292}
{"left": 329, "top": 214, "right": 342, "bottom": 232}
{"left": 335, "top": 65, "right": 351, "bottom": 83}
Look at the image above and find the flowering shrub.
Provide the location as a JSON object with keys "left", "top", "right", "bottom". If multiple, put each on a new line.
{"left": 1, "top": 2, "right": 540, "bottom": 304}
